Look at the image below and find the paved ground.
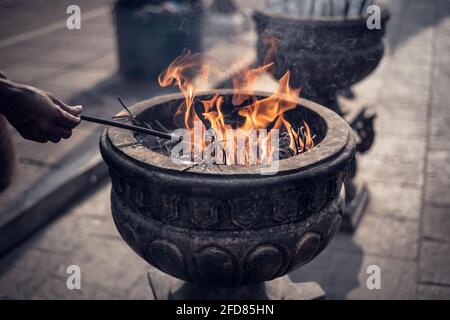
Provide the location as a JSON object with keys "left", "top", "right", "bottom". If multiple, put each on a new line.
{"left": 0, "top": 0, "right": 449, "bottom": 299}
{"left": 292, "top": 0, "right": 450, "bottom": 299}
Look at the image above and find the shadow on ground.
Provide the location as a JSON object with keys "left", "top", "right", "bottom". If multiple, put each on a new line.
{"left": 290, "top": 233, "right": 363, "bottom": 299}
{"left": 385, "top": 0, "right": 450, "bottom": 51}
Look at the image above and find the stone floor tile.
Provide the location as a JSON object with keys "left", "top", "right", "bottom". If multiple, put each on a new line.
{"left": 0, "top": 246, "right": 69, "bottom": 299}
{"left": 428, "top": 134, "right": 450, "bottom": 152}
{"left": 419, "top": 241, "right": 450, "bottom": 286}
{"left": 52, "top": 237, "right": 148, "bottom": 291}
{"left": 346, "top": 255, "right": 417, "bottom": 300}
{"left": 38, "top": 32, "right": 115, "bottom": 53}
{"left": 432, "top": 75, "right": 450, "bottom": 102}
{"left": 366, "top": 136, "right": 426, "bottom": 163}
{"left": 0, "top": 44, "right": 47, "bottom": 65}
{"left": 366, "top": 181, "right": 422, "bottom": 220}
{"left": 353, "top": 215, "right": 419, "bottom": 260}
{"left": 380, "top": 78, "right": 430, "bottom": 105}
{"left": 383, "top": 63, "right": 431, "bottom": 86}
{"left": 348, "top": 77, "right": 384, "bottom": 106}
{"left": 390, "top": 47, "right": 433, "bottom": 69}
{"left": 434, "top": 44, "right": 450, "bottom": 76}
{"left": 0, "top": 162, "right": 49, "bottom": 214}
{"left": 375, "top": 119, "right": 427, "bottom": 139}
{"left": 433, "top": 61, "right": 450, "bottom": 78}
{"left": 424, "top": 177, "right": 450, "bottom": 207}
{"left": 38, "top": 68, "right": 113, "bottom": 93}
{"left": 436, "top": 32, "right": 450, "bottom": 57}
{"left": 78, "top": 215, "right": 121, "bottom": 240}
{"left": 30, "top": 213, "right": 88, "bottom": 254}
{"left": 1, "top": 63, "right": 67, "bottom": 84}
{"left": 125, "top": 274, "right": 155, "bottom": 300}
{"left": 31, "top": 277, "right": 127, "bottom": 300}
{"left": 430, "top": 113, "right": 450, "bottom": 140}
{"left": 422, "top": 205, "right": 450, "bottom": 242}
{"left": 375, "top": 101, "right": 428, "bottom": 122}
{"left": 85, "top": 53, "right": 118, "bottom": 73}
{"left": 70, "top": 182, "right": 112, "bottom": 219}
{"left": 291, "top": 244, "right": 417, "bottom": 300}
{"left": 290, "top": 246, "right": 364, "bottom": 300}
{"left": 26, "top": 48, "right": 107, "bottom": 67}
{"left": 359, "top": 156, "right": 424, "bottom": 187}
{"left": 425, "top": 149, "right": 450, "bottom": 180}
{"left": 418, "top": 284, "right": 450, "bottom": 300}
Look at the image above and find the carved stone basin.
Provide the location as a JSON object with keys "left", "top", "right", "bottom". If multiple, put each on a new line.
{"left": 99, "top": 90, "right": 355, "bottom": 299}
{"left": 253, "top": 4, "right": 390, "bottom": 232}
{"left": 253, "top": 4, "right": 390, "bottom": 103}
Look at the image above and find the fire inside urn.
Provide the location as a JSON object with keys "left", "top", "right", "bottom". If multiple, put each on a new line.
{"left": 134, "top": 50, "right": 323, "bottom": 166}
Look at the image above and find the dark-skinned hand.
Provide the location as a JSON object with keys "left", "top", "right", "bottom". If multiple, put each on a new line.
{"left": 0, "top": 77, "right": 82, "bottom": 143}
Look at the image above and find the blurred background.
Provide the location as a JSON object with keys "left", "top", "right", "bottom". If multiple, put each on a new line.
{"left": 0, "top": 0, "right": 449, "bottom": 299}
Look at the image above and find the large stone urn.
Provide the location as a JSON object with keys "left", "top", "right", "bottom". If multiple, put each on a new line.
{"left": 114, "top": 0, "right": 203, "bottom": 80}
{"left": 99, "top": 90, "right": 356, "bottom": 299}
{"left": 253, "top": 3, "right": 390, "bottom": 231}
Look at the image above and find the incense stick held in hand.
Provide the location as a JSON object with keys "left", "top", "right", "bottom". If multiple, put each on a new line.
{"left": 80, "top": 115, "right": 175, "bottom": 140}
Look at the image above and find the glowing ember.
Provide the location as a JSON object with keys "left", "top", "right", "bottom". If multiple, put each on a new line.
{"left": 157, "top": 46, "right": 314, "bottom": 166}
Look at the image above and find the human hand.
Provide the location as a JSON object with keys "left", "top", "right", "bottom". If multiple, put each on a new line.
{"left": 0, "top": 80, "right": 82, "bottom": 143}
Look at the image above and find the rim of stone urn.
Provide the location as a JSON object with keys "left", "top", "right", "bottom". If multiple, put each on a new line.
{"left": 252, "top": 1, "right": 390, "bottom": 27}
{"left": 101, "top": 89, "right": 355, "bottom": 186}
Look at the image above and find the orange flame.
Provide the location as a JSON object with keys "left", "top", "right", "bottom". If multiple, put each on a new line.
{"left": 158, "top": 51, "right": 209, "bottom": 130}
{"left": 158, "top": 48, "right": 314, "bottom": 165}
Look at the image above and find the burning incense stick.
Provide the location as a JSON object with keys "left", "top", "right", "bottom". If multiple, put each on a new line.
{"left": 80, "top": 115, "right": 175, "bottom": 140}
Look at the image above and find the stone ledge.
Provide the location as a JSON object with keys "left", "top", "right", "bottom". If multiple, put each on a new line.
{"left": 0, "top": 139, "right": 108, "bottom": 255}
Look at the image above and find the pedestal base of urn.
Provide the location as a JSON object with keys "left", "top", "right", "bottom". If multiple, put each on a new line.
{"left": 148, "top": 268, "right": 325, "bottom": 300}
{"left": 341, "top": 180, "right": 369, "bottom": 233}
